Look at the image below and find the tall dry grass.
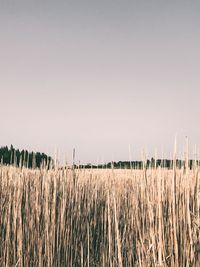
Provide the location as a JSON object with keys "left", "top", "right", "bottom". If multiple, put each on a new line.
{"left": 0, "top": 163, "right": 200, "bottom": 266}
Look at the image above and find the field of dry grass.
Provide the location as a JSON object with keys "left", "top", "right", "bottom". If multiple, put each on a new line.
{"left": 0, "top": 163, "right": 200, "bottom": 266}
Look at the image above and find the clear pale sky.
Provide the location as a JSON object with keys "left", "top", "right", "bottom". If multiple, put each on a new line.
{"left": 0, "top": 0, "right": 200, "bottom": 163}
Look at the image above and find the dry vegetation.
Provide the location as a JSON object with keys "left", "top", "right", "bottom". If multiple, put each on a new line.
{"left": 0, "top": 161, "right": 200, "bottom": 266}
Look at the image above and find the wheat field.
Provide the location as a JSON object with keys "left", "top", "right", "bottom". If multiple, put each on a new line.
{"left": 0, "top": 162, "right": 200, "bottom": 266}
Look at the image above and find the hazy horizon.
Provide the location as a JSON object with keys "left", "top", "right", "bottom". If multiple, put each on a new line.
{"left": 1, "top": 0, "right": 200, "bottom": 163}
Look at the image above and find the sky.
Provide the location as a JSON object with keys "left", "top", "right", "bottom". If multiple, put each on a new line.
{"left": 0, "top": 0, "right": 200, "bottom": 164}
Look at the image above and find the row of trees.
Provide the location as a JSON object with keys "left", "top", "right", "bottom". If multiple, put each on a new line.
{"left": 0, "top": 145, "right": 52, "bottom": 169}
{"left": 0, "top": 145, "right": 197, "bottom": 170}
{"left": 79, "top": 158, "right": 197, "bottom": 169}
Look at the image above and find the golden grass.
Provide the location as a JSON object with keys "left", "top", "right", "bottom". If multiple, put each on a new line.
{"left": 0, "top": 165, "right": 200, "bottom": 266}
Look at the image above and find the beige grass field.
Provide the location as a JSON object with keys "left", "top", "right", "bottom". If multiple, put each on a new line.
{"left": 0, "top": 163, "right": 200, "bottom": 266}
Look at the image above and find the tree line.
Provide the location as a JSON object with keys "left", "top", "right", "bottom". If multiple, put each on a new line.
{"left": 78, "top": 158, "right": 197, "bottom": 169}
{"left": 0, "top": 145, "right": 198, "bottom": 170}
{"left": 0, "top": 145, "right": 53, "bottom": 169}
